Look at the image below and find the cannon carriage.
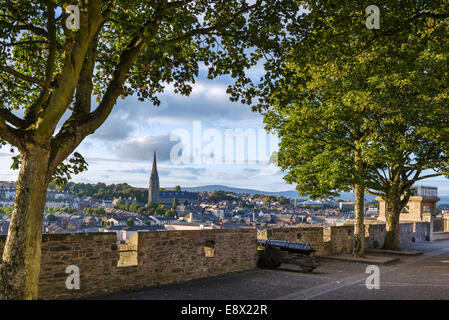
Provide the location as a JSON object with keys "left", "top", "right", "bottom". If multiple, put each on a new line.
{"left": 257, "top": 239, "right": 320, "bottom": 273}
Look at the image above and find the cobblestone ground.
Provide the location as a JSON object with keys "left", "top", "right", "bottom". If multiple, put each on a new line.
{"left": 98, "top": 240, "right": 449, "bottom": 300}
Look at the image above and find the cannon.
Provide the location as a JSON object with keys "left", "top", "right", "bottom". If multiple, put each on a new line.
{"left": 257, "top": 239, "right": 320, "bottom": 273}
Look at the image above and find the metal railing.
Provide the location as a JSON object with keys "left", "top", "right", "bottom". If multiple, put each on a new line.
{"left": 411, "top": 186, "right": 438, "bottom": 198}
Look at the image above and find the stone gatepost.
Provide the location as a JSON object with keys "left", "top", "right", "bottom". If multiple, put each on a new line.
{"left": 422, "top": 213, "right": 434, "bottom": 241}
{"left": 443, "top": 213, "right": 449, "bottom": 232}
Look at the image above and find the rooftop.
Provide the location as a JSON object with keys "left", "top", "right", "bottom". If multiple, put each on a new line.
{"left": 99, "top": 240, "right": 449, "bottom": 300}
{"left": 160, "top": 191, "right": 199, "bottom": 200}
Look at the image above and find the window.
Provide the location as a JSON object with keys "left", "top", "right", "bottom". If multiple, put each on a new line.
{"left": 401, "top": 206, "right": 410, "bottom": 214}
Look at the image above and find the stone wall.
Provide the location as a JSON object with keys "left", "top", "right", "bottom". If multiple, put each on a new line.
{"left": 324, "top": 225, "right": 353, "bottom": 254}
{"left": 260, "top": 222, "right": 430, "bottom": 256}
{"left": 135, "top": 229, "right": 257, "bottom": 287}
{"left": 0, "top": 233, "right": 119, "bottom": 299}
{"left": 0, "top": 221, "right": 434, "bottom": 299}
{"left": 434, "top": 217, "right": 445, "bottom": 233}
{"left": 364, "top": 224, "right": 385, "bottom": 248}
{"left": 258, "top": 227, "right": 325, "bottom": 256}
{"left": 413, "top": 222, "right": 429, "bottom": 242}
{"left": 259, "top": 225, "right": 354, "bottom": 256}
{"left": 0, "top": 228, "right": 257, "bottom": 299}
{"left": 398, "top": 223, "right": 414, "bottom": 246}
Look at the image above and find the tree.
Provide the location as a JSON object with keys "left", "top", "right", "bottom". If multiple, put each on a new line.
{"left": 241, "top": 1, "right": 449, "bottom": 252}
{"left": 126, "top": 218, "right": 135, "bottom": 227}
{"left": 156, "top": 204, "right": 167, "bottom": 216}
{"left": 277, "top": 197, "right": 289, "bottom": 206}
{"left": 165, "top": 209, "right": 176, "bottom": 217}
{"left": 0, "top": 0, "right": 300, "bottom": 299}
{"left": 172, "top": 197, "right": 178, "bottom": 209}
{"left": 262, "top": 196, "right": 271, "bottom": 206}
{"left": 174, "top": 185, "right": 181, "bottom": 191}
{"left": 209, "top": 190, "right": 236, "bottom": 202}
{"left": 263, "top": 70, "right": 372, "bottom": 256}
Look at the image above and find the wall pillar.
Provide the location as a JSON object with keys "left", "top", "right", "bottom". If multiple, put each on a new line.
{"left": 443, "top": 213, "right": 449, "bottom": 232}
{"left": 422, "top": 213, "right": 434, "bottom": 241}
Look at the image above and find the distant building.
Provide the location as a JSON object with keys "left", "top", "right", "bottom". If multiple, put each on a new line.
{"left": 165, "top": 221, "right": 219, "bottom": 231}
{"left": 366, "top": 207, "right": 379, "bottom": 216}
{"left": 159, "top": 191, "right": 199, "bottom": 206}
{"left": 301, "top": 200, "right": 324, "bottom": 207}
{"left": 211, "top": 209, "right": 225, "bottom": 218}
{"left": 0, "top": 181, "right": 15, "bottom": 200}
{"left": 339, "top": 202, "right": 355, "bottom": 212}
{"left": 148, "top": 152, "right": 199, "bottom": 206}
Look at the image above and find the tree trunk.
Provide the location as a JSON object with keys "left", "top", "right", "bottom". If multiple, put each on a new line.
{"left": 0, "top": 145, "right": 50, "bottom": 299}
{"left": 382, "top": 194, "right": 401, "bottom": 250}
{"left": 352, "top": 183, "right": 365, "bottom": 257}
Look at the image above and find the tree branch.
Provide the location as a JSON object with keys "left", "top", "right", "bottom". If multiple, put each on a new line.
{"left": 35, "top": 1, "right": 104, "bottom": 138}
{"left": 74, "top": 33, "right": 99, "bottom": 114}
{"left": 48, "top": 3, "right": 166, "bottom": 173}
{"left": 49, "top": 0, "right": 264, "bottom": 172}
{"left": 0, "top": 20, "right": 48, "bottom": 38}
{"left": 413, "top": 173, "right": 442, "bottom": 182}
{"left": 366, "top": 189, "right": 384, "bottom": 197}
{"left": 0, "top": 109, "right": 28, "bottom": 129}
{"left": 0, "top": 118, "right": 23, "bottom": 149}
{"left": 167, "top": 0, "right": 194, "bottom": 8}
{"left": 0, "top": 64, "right": 48, "bottom": 87}
{"left": 44, "top": 1, "right": 57, "bottom": 86}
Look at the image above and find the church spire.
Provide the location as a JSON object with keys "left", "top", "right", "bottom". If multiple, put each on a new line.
{"left": 148, "top": 151, "right": 160, "bottom": 205}
{"left": 151, "top": 151, "right": 158, "bottom": 176}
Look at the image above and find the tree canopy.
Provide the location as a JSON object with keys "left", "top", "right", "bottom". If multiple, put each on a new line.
{"left": 233, "top": 1, "right": 449, "bottom": 250}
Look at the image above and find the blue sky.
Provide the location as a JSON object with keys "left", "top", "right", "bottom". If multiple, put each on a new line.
{"left": 0, "top": 64, "right": 294, "bottom": 192}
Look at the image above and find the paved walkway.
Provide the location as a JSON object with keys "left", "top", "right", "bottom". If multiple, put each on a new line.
{"left": 99, "top": 240, "right": 449, "bottom": 300}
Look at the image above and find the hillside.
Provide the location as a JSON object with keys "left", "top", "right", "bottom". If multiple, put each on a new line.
{"left": 182, "top": 185, "right": 378, "bottom": 201}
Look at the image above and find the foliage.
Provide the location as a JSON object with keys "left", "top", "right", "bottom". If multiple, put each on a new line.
{"left": 235, "top": 0, "right": 449, "bottom": 250}
{"left": 209, "top": 191, "right": 237, "bottom": 202}
{"left": 172, "top": 197, "right": 178, "bottom": 209}
{"left": 0, "top": 206, "right": 12, "bottom": 216}
{"left": 50, "top": 182, "right": 149, "bottom": 202}
{"left": 83, "top": 207, "right": 106, "bottom": 217}
{"left": 126, "top": 217, "right": 135, "bottom": 227}
{"left": 44, "top": 206, "right": 78, "bottom": 214}
{"left": 114, "top": 199, "right": 146, "bottom": 214}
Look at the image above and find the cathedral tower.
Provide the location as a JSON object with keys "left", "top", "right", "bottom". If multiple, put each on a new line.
{"left": 148, "top": 152, "right": 160, "bottom": 205}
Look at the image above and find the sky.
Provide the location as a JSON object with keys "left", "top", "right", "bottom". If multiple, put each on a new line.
{"left": 0, "top": 63, "right": 295, "bottom": 192}
{"left": 1, "top": 66, "right": 449, "bottom": 195}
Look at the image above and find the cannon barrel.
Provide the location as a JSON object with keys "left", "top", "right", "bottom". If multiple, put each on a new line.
{"left": 257, "top": 239, "right": 316, "bottom": 255}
